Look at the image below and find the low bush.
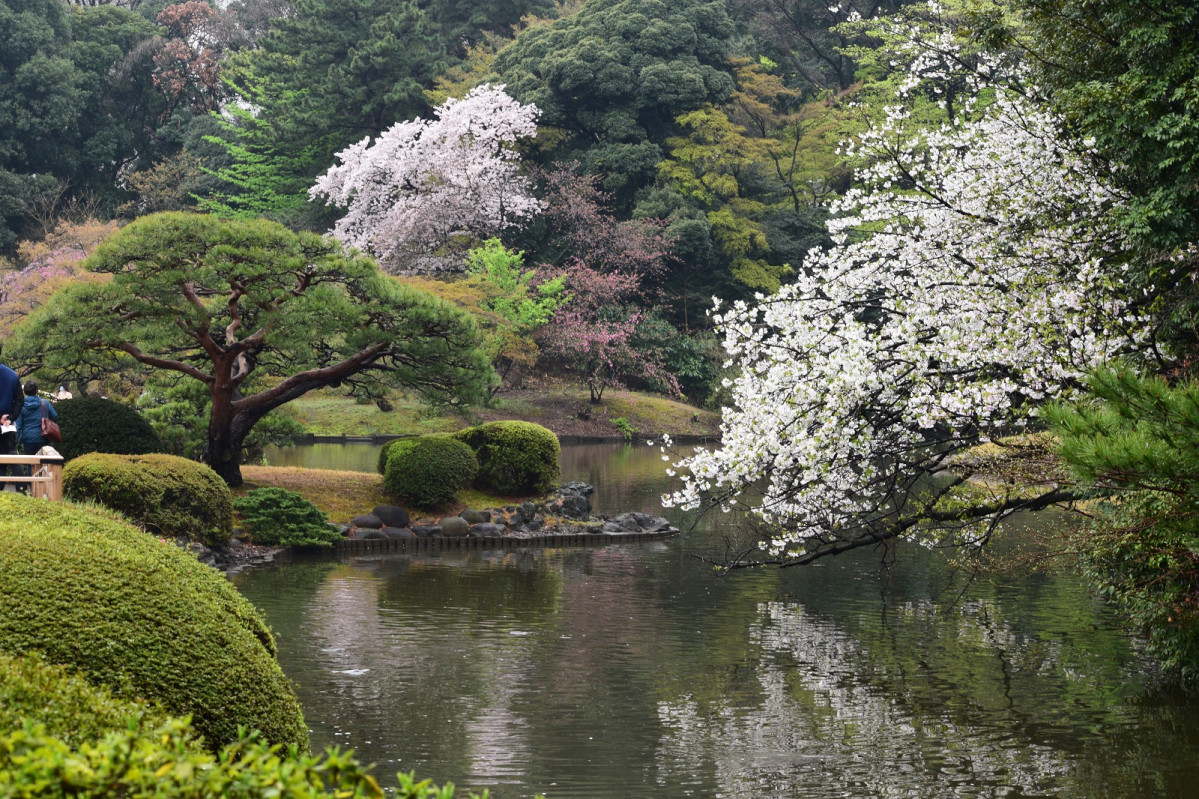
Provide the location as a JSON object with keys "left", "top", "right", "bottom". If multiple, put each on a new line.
{"left": 0, "top": 718, "right": 500, "bottom": 798}
{"left": 376, "top": 437, "right": 409, "bottom": 475}
{"left": 53, "top": 397, "right": 162, "bottom": 461}
{"left": 452, "top": 421, "right": 560, "bottom": 495}
{"left": 383, "top": 435, "right": 478, "bottom": 508}
{"left": 234, "top": 487, "right": 342, "bottom": 548}
{"left": 0, "top": 494, "right": 308, "bottom": 750}
{"left": 63, "top": 452, "right": 233, "bottom": 547}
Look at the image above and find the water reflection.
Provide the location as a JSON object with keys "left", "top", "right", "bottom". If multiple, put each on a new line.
{"left": 233, "top": 443, "right": 1199, "bottom": 798}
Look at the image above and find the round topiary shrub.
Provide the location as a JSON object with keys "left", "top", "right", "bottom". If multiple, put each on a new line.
{"left": 383, "top": 435, "right": 478, "bottom": 508}
{"left": 234, "top": 487, "right": 341, "bottom": 548}
{"left": 0, "top": 494, "right": 308, "bottom": 751}
{"left": 53, "top": 397, "right": 163, "bottom": 461}
{"left": 376, "top": 437, "right": 410, "bottom": 475}
{"left": 63, "top": 453, "right": 233, "bottom": 547}
{"left": 452, "top": 421, "right": 561, "bottom": 495}
{"left": 0, "top": 650, "right": 176, "bottom": 748}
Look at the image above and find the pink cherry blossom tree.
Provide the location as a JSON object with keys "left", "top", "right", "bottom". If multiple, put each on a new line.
{"left": 310, "top": 84, "right": 541, "bottom": 273}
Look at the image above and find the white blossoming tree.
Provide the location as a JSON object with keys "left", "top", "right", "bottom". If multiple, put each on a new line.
{"left": 663, "top": 31, "right": 1147, "bottom": 567}
{"left": 310, "top": 84, "right": 541, "bottom": 272}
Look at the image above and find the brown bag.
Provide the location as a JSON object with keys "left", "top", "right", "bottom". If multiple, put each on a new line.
{"left": 40, "top": 400, "right": 61, "bottom": 444}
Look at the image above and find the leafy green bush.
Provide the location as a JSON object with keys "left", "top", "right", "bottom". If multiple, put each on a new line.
{"left": 0, "top": 653, "right": 494, "bottom": 797}
{"left": 377, "top": 437, "right": 410, "bottom": 475}
{"left": 0, "top": 494, "right": 308, "bottom": 751}
{"left": 0, "top": 651, "right": 176, "bottom": 749}
{"left": 63, "top": 453, "right": 233, "bottom": 547}
{"left": 234, "top": 487, "right": 341, "bottom": 548}
{"left": 0, "top": 721, "right": 382, "bottom": 798}
{"left": 53, "top": 397, "right": 163, "bottom": 461}
{"left": 383, "top": 435, "right": 478, "bottom": 508}
{"left": 452, "top": 421, "right": 560, "bottom": 495}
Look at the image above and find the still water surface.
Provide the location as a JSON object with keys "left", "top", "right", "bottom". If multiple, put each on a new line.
{"left": 238, "top": 442, "right": 1199, "bottom": 797}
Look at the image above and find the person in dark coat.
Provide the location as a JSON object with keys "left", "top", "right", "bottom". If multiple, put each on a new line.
{"left": 0, "top": 363, "right": 22, "bottom": 483}
{"left": 18, "top": 380, "right": 56, "bottom": 458}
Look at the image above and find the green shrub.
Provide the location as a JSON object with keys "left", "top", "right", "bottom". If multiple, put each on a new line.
{"left": 452, "top": 421, "right": 560, "bottom": 495}
{"left": 383, "top": 435, "right": 478, "bottom": 508}
{"left": 0, "top": 494, "right": 308, "bottom": 751}
{"left": 0, "top": 651, "right": 176, "bottom": 749}
{"left": 0, "top": 721, "right": 384, "bottom": 798}
{"left": 376, "top": 437, "right": 410, "bottom": 475}
{"left": 234, "top": 487, "right": 341, "bottom": 548}
{"left": 63, "top": 453, "right": 233, "bottom": 547}
{"left": 0, "top": 652, "right": 493, "bottom": 797}
{"left": 53, "top": 397, "right": 163, "bottom": 461}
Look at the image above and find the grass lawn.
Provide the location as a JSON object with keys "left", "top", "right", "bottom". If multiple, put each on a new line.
{"left": 237, "top": 465, "right": 534, "bottom": 525}
{"left": 285, "top": 385, "right": 720, "bottom": 440}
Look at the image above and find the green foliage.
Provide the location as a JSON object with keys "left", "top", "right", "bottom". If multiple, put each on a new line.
{"left": 0, "top": 493, "right": 308, "bottom": 750}
{"left": 383, "top": 435, "right": 479, "bottom": 508}
{"left": 492, "top": 0, "right": 737, "bottom": 204}
{"left": 0, "top": 721, "right": 386, "bottom": 798}
{"left": 466, "top": 239, "right": 567, "bottom": 331}
{"left": 1009, "top": 0, "right": 1199, "bottom": 258}
{"left": 0, "top": 651, "right": 175, "bottom": 749}
{"left": 1046, "top": 367, "right": 1199, "bottom": 675}
{"left": 611, "top": 416, "right": 634, "bottom": 440}
{"left": 377, "top": 437, "right": 406, "bottom": 475}
{"left": 451, "top": 420, "right": 560, "bottom": 495}
{"left": 63, "top": 452, "right": 233, "bottom": 547}
{"left": 234, "top": 487, "right": 341, "bottom": 548}
{"left": 53, "top": 397, "right": 163, "bottom": 462}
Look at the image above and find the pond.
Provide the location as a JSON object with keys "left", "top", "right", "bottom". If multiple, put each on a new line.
{"left": 238, "top": 442, "right": 1199, "bottom": 797}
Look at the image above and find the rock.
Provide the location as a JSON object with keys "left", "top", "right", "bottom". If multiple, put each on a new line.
{"left": 356, "top": 529, "right": 388, "bottom": 541}
{"left": 600, "top": 512, "right": 673, "bottom": 534}
{"left": 439, "top": 516, "right": 470, "bottom": 537}
{"left": 372, "top": 505, "right": 410, "bottom": 528}
{"left": 469, "top": 523, "right": 506, "bottom": 537}
{"left": 517, "top": 501, "right": 537, "bottom": 523}
{"left": 411, "top": 525, "right": 441, "bottom": 537}
{"left": 350, "top": 513, "right": 383, "bottom": 529}
{"left": 381, "top": 527, "right": 415, "bottom": 539}
{"left": 559, "top": 481, "right": 594, "bottom": 497}
{"left": 226, "top": 538, "right": 245, "bottom": 549}
{"left": 460, "top": 508, "right": 490, "bottom": 524}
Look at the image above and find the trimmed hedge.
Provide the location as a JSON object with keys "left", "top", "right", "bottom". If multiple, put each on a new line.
{"left": 376, "top": 437, "right": 409, "bottom": 475}
{"left": 452, "top": 421, "right": 560, "bottom": 495}
{"left": 63, "top": 453, "right": 233, "bottom": 547}
{"left": 234, "top": 487, "right": 342, "bottom": 548}
{"left": 53, "top": 397, "right": 163, "bottom": 461}
{"left": 0, "top": 651, "right": 176, "bottom": 749}
{"left": 0, "top": 494, "right": 308, "bottom": 751}
{"left": 383, "top": 435, "right": 478, "bottom": 508}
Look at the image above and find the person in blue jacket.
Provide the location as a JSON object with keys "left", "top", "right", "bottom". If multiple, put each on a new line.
{"left": 0, "top": 362, "right": 21, "bottom": 484}
{"left": 19, "top": 380, "right": 56, "bottom": 459}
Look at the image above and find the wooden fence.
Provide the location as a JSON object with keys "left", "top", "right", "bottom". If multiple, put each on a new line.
{"left": 0, "top": 447, "right": 64, "bottom": 501}
{"left": 334, "top": 528, "right": 677, "bottom": 555}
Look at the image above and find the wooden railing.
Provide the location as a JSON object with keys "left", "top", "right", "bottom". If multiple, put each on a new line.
{"left": 0, "top": 447, "right": 64, "bottom": 501}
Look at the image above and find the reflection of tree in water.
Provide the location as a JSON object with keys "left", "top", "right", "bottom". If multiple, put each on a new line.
{"left": 302, "top": 555, "right": 566, "bottom": 787}
{"left": 654, "top": 598, "right": 1184, "bottom": 797}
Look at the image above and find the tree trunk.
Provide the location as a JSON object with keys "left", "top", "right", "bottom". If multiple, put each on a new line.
{"left": 204, "top": 414, "right": 248, "bottom": 487}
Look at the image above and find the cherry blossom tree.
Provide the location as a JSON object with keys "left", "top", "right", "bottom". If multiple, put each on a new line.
{"left": 309, "top": 84, "right": 541, "bottom": 272}
{"left": 662, "top": 34, "right": 1149, "bottom": 567}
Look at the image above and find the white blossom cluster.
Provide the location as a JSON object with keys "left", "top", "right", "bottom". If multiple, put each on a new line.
{"left": 663, "top": 45, "right": 1145, "bottom": 559}
{"left": 310, "top": 84, "right": 541, "bottom": 271}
